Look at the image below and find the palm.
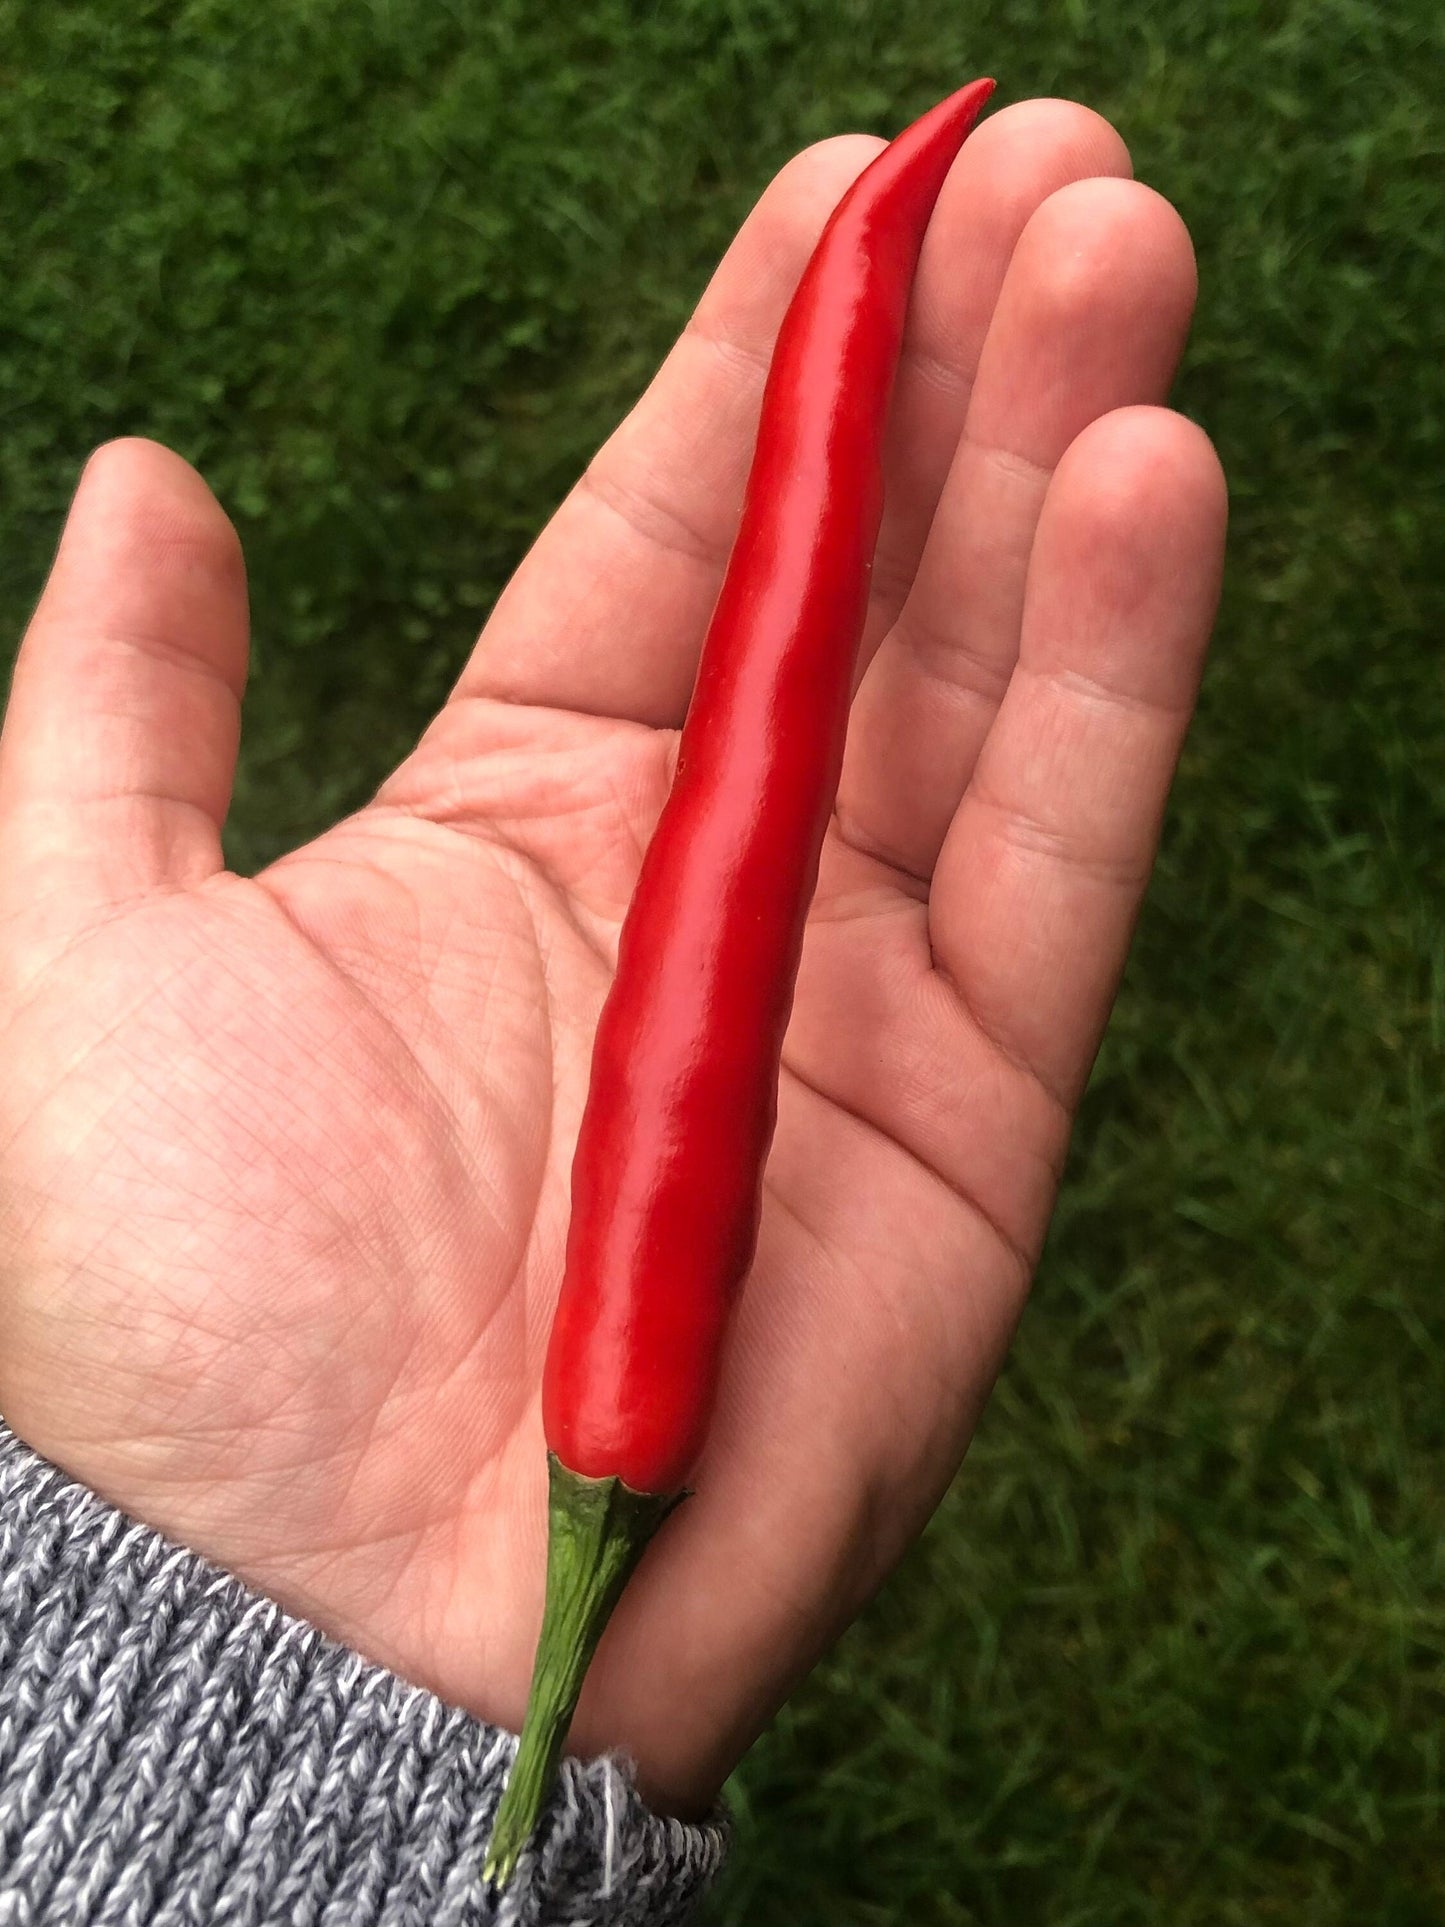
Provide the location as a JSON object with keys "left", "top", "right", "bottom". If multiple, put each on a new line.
{"left": 0, "top": 100, "right": 1225, "bottom": 1814}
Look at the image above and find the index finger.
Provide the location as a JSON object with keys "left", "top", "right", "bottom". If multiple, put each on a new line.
{"left": 447, "top": 99, "right": 1130, "bottom": 730}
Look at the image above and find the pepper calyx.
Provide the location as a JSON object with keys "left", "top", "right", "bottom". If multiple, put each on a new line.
{"left": 483, "top": 1454, "right": 684, "bottom": 1890}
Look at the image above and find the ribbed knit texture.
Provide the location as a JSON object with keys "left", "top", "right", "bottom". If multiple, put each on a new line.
{"left": 0, "top": 1425, "right": 728, "bottom": 1925}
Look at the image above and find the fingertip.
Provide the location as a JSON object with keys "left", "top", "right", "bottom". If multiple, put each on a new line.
{"left": 1052, "top": 404, "right": 1228, "bottom": 561}
{"left": 1016, "top": 175, "right": 1198, "bottom": 334}
{"left": 692, "top": 134, "right": 884, "bottom": 341}
{"left": 753, "top": 132, "right": 885, "bottom": 279}
{"left": 967, "top": 96, "right": 1133, "bottom": 185}
{"left": 78, "top": 436, "right": 216, "bottom": 518}
{"left": 1030, "top": 405, "right": 1228, "bottom": 708}
{"left": 782, "top": 129, "right": 889, "bottom": 194}
{"left": 71, "top": 438, "right": 246, "bottom": 586}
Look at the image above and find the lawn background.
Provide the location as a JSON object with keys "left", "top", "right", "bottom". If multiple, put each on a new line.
{"left": 2, "top": 2, "right": 1442, "bottom": 1920}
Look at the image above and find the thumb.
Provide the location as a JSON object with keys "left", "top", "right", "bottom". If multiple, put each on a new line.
{"left": 0, "top": 438, "right": 249, "bottom": 912}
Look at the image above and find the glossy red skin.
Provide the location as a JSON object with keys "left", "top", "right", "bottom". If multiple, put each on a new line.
{"left": 543, "top": 80, "right": 997, "bottom": 1496}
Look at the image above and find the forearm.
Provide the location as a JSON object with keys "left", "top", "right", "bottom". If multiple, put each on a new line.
{"left": 0, "top": 1422, "right": 727, "bottom": 1925}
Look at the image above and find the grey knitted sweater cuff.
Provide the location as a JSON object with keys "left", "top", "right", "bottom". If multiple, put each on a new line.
{"left": 0, "top": 1424, "right": 728, "bottom": 1924}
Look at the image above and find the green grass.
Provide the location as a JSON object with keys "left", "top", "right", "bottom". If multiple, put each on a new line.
{"left": 3, "top": 2, "right": 1442, "bottom": 1920}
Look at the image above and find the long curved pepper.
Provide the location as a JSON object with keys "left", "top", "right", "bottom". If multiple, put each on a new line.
{"left": 485, "top": 76, "right": 997, "bottom": 1888}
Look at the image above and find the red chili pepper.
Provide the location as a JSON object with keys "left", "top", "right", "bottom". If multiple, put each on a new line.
{"left": 485, "top": 77, "right": 996, "bottom": 1886}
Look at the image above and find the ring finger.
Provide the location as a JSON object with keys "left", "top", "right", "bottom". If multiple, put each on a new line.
{"left": 838, "top": 173, "right": 1200, "bottom": 883}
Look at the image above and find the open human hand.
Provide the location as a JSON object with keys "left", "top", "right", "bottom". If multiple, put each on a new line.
{"left": 0, "top": 98, "right": 1225, "bottom": 1817}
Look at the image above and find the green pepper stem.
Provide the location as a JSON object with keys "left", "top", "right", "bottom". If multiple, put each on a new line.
{"left": 483, "top": 1454, "right": 684, "bottom": 1890}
